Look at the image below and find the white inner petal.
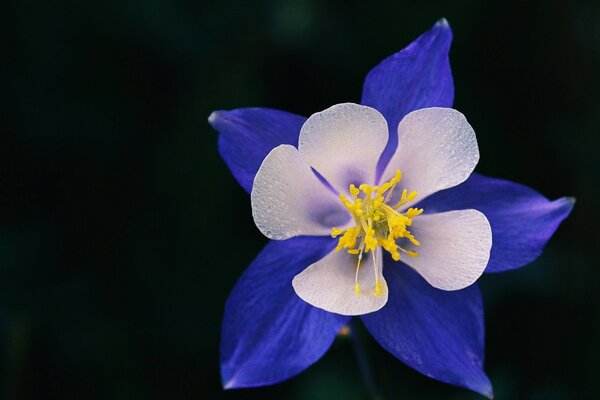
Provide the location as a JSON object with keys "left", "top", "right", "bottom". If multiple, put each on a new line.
{"left": 401, "top": 209, "right": 492, "bottom": 291}
{"left": 381, "top": 108, "right": 479, "bottom": 208}
{"left": 292, "top": 248, "right": 388, "bottom": 316}
{"left": 251, "top": 145, "right": 350, "bottom": 240}
{"left": 298, "top": 103, "right": 388, "bottom": 194}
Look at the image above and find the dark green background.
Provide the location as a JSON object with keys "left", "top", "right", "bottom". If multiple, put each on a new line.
{"left": 1, "top": 0, "right": 598, "bottom": 399}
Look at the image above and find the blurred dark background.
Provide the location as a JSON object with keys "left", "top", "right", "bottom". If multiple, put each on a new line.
{"left": 1, "top": 0, "right": 598, "bottom": 399}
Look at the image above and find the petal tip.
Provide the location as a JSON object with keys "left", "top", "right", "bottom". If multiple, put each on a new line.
{"left": 556, "top": 196, "right": 576, "bottom": 216}
{"left": 484, "top": 387, "right": 495, "bottom": 399}
{"left": 222, "top": 379, "right": 236, "bottom": 390}
{"left": 436, "top": 17, "right": 450, "bottom": 28}
{"left": 470, "top": 374, "right": 494, "bottom": 399}
{"left": 221, "top": 370, "right": 238, "bottom": 390}
{"left": 208, "top": 110, "right": 220, "bottom": 126}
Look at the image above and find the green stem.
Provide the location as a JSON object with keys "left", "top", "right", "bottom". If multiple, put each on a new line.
{"left": 350, "top": 320, "right": 382, "bottom": 400}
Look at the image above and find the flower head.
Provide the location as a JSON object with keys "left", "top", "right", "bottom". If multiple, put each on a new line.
{"left": 210, "top": 19, "right": 573, "bottom": 398}
{"left": 251, "top": 103, "right": 491, "bottom": 316}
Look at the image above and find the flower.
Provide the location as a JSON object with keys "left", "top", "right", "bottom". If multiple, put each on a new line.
{"left": 209, "top": 19, "right": 573, "bottom": 398}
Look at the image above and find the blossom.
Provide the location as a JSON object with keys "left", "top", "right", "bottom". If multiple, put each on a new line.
{"left": 209, "top": 19, "right": 573, "bottom": 397}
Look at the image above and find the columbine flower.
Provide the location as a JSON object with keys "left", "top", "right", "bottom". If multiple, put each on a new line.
{"left": 209, "top": 19, "right": 573, "bottom": 398}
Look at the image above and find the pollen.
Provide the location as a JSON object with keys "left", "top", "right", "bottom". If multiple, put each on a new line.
{"left": 331, "top": 169, "right": 423, "bottom": 266}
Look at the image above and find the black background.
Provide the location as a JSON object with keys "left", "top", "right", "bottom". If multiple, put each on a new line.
{"left": 1, "top": 0, "right": 598, "bottom": 399}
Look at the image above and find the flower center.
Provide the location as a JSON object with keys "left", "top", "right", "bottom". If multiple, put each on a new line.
{"left": 330, "top": 169, "right": 423, "bottom": 296}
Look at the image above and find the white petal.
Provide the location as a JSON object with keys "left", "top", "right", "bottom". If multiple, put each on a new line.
{"left": 292, "top": 249, "right": 388, "bottom": 316}
{"left": 298, "top": 103, "right": 388, "bottom": 194}
{"left": 251, "top": 145, "right": 349, "bottom": 240}
{"left": 401, "top": 209, "right": 492, "bottom": 290}
{"left": 381, "top": 108, "right": 479, "bottom": 207}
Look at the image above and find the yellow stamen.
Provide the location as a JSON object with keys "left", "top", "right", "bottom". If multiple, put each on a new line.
{"left": 374, "top": 279, "right": 384, "bottom": 297}
{"left": 331, "top": 227, "right": 345, "bottom": 238}
{"left": 354, "top": 246, "right": 364, "bottom": 296}
{"left": 372, "top": 248, "right": 382, "bottom": 296}
{"left": 332, "top": 170, "right": 424, "bottom": 296}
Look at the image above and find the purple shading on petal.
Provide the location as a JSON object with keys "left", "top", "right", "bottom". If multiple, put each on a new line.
{"left": 209, "top": 108, "right": 306, "bottom": 193}
{"left": 417, "top": 173, "right": 574, "bottom": 273}
{"left": 362, "top": 262, "right": 493, "bottom": 398}
{"left": 221, "top": 236, "right": 349, "bottom": 389}
{"left": 361, "top": 19, "right": 454, "bottom": 179}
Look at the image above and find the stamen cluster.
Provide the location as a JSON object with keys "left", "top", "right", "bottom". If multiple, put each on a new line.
{"left": 331, "top": 169, "right": 423, "bottom": 262}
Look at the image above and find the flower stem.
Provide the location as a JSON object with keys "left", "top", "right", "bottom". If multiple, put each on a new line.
{"left": 350, "top": 320, "right": 382, "bottom": 400}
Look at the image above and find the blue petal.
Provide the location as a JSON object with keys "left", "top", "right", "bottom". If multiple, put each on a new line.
{"left": 417, "top": 173, "right": 574, "bottom": 273}
{"left": 209, "top": 108, "right": 306, "bottom": 193}
{"left": 221, "top": 236, "right": 349, "bottom": 388}
{"left": 361, "top": 263, "right": 492, "bottom": 398}
{"left": 361, "top": 19, "right": 455, "bottom": 177}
